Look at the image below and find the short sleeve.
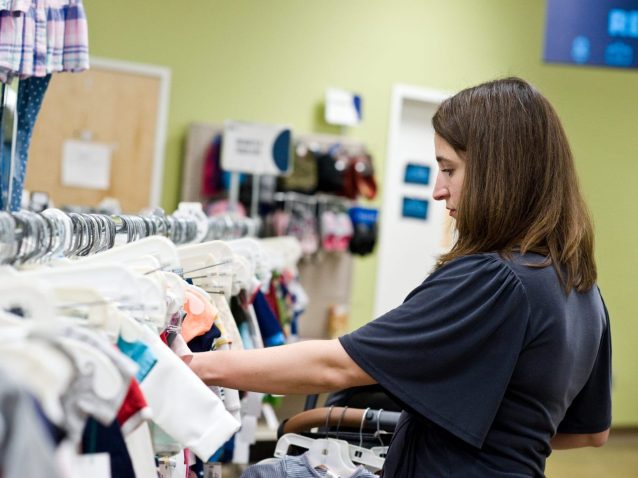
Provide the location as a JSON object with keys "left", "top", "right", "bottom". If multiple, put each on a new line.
{"left": 339, "top": 254, "right": 530, "bottom": 448}
{"left": 557, "top": 299, "right": 612, "bottom": 434}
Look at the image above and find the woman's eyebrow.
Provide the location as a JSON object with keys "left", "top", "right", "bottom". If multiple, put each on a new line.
{"left": 436, "top": 156, "right": 454, "bottom": 165}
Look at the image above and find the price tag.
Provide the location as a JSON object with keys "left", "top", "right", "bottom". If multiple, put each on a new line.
{"left": 76, "top": 453, "right": 111, "bottom": 478}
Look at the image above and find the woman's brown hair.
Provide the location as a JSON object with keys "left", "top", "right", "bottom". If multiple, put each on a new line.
{"left": 432, "top": 77, "right": 596, "bottom": 292}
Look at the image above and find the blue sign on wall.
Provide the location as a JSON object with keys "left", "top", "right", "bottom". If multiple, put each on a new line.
{"left": 404, "top": 163, "right": 431, "bottom": 186}
{"left": 402, "top": 197, "right": 429, "bottom": 221}
{"left": 544, "top": 0, "right": 638, "bottom": 69}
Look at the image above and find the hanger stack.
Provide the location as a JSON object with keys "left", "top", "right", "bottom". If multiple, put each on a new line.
{"left": 0, "top": 205, "right": 260, "bottom": 264}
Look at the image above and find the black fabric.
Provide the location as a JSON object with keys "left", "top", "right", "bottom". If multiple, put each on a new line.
{"left": 340, "top": 253, "right": 611, "bottom": 477}
{"left": 81, "top": 418, "right": 135, "bottom": 478}
{"left": 316, "top": 152, "right": 345, "bottom": 193}
{"left": 188, "top": 324, "right": 222, "bottom": 352}
{"left": 324, "top": 384, "right": 402, "bottom": 412}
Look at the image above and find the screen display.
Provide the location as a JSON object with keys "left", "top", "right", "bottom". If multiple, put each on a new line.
{"left": 544, "top": 0, "right": 638, "bottom": 70}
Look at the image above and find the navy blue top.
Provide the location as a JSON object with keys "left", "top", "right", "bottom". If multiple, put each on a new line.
{"left": 340, "top": 253, "right": 611, "bottom": 477}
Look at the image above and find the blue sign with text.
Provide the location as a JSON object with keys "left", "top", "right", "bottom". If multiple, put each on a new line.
{"left": 544, "top": 0, "right": 638, "bottom": 70}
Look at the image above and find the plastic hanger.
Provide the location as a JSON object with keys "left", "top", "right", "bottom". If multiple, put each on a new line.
{"left": 19, "top": 263, "right": 165, "bottom": 328}
{"left": 155, "top": 270, "right": 186, "bottom": 318}
{"left": 347, "top": 407, "right": 384, "bottom": 471}
{"left": 259, "top": 236, "right": 302, "bottom": 273}
{"left": 0, "top": 337, "right": 75, "bottom": 425}
{"left": 178, "top": 240, "right": 235, "bottom": 298}
{"left": 274, "top": 434, "right": 358, "bottom": 477}
{"left": 230, "top": 254, "right": 252, "bottom": 295}
{"left": 0, "top": 275, "right": 57, "bottom": 321}
{"left": 274, "top": 407, "right": 358, "bottom": 478}
{"left": 56, "top": 335, "right": 127, "bottom": 401}
{"left": 75, "top": 236, "right": 181, "bottom": 272}
{"left": 227, "top": 238, "right": 265, "bottom": 280}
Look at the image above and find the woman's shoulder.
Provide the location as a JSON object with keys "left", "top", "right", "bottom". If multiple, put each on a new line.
{"left": 426, "top": 252, "right": 526, "bottom": 296}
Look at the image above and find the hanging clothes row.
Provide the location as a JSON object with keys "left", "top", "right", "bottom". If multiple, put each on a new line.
{"left": 0, "top": 205, "right": 261, "bottom": 264}
{"left": 263, "top": 192, "right": 379, "bottom": 257}
{"left": 0, "top": 221, "right": 309, "bottom": 477}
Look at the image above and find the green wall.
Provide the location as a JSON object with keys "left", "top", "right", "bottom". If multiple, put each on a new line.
{"left": 84, "top": 0, "right": 638, "bottom": 425}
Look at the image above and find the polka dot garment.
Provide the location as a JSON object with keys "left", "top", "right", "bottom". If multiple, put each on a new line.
{"left": 10, "top": 75, "right": 51, "bottom": 211}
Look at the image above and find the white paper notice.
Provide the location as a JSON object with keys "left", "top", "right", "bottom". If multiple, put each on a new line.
{"left": 61, "top": 139, "right": 112, "bottom": 190}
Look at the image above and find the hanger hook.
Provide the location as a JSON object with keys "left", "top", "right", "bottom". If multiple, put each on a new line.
{"left": 323, "top": 405, "right": 335, "bottom": 439}
{"left": 335, "top": 406, "right": 348, "bottom": 440}
{"left": 358, "top": 407, "right": 371, "bottom": 449}
{"left": 374, "top": 408, "right": 384, "bottom": 447}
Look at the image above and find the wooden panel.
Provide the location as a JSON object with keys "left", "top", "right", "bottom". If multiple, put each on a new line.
{"left": 24, "top": 68, "right": 161, "bottom": 212}
{"left": 297, "top": 253, "right": 353, "bottom": 339}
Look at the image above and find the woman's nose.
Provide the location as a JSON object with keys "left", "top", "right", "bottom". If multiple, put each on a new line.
{"left": 433, "top": 175, "right": 449, "bottom": 201}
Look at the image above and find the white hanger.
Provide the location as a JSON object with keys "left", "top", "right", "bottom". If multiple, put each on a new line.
{"left": 159, "top": 270, "right": 187, "bottom": 318}
{"left": 230, "top": 254, "right": 252, "bottom": 295}
{"left": 274, "top": 433, "right": 358, "bottom": 478}
{"left": 19, "top": 264, "right": 166, "bottom": 328}
{"left": 56, "top": 336, "right": 127, "bottom": 401}
{"left": 178, "top": 240, "right": 235, "bottom": 298}
{"left": 75, "top": 236, "right": 181, "bottom": 272}
{"left": 0, "top": 337, "right": 75, "bottom": 425}
{"left": 259, "top": 236, "right": 302, "bottom": 273}
{"left": 227, "top": 238, "right": 267, "bottom": 280}
{"left": 0, "top": 276, "right": 57, "bottom": 321}
{"left": 347, "top": 408, "right": 385, "bottom": 471}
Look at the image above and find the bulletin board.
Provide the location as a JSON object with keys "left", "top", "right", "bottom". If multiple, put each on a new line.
{"left": 24, "top": 58, "right": 171, "bottom": 213}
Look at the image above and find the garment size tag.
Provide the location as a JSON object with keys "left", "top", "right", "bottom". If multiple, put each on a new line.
{"left": 204, "top": 462, "right": 222, "bottom": 478}
{"left": 76, "top": 453, "right": 111, "bottom": 478}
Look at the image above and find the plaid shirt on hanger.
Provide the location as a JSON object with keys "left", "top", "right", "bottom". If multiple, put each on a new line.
{"left": 0, "top": 0, "right": 88, "bottom": 83}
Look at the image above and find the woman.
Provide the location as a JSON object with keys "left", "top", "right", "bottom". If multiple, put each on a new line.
{"left": 190, "top": 77, "right": 611, "bottom": 477}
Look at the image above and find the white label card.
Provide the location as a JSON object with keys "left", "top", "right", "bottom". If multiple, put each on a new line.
{"left": 221, "top": 120, "right": 291, "bottom": 175}
{"left": 76, "top": 453, "right": 111, "bottom": 478}
{"left": 325, "top": 88, "right": 363, "bottom": 126}
{"left": 61, "top": 139, "right": 113, "bottom": 190}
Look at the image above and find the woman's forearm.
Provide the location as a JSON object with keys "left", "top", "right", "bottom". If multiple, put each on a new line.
{"left": 551, "top": 430, "right": 610, "bottom": 449}
{"left": 189, "top": 339, "right": 376, "bottom": 395}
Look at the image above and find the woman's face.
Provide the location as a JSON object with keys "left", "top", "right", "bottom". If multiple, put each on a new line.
{"left": 433, "top": 134, "right": 465, "bottom": 219}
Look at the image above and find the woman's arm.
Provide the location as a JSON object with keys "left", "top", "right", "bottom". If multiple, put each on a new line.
{"left": 189, "top": 339, "right": 376, "bottom": 395}
{"left": 550, "top": 429, "right": 610, "bottom": 449}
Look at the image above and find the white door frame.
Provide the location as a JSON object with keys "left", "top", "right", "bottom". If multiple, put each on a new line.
{"left": 90, "top": 57, "right": 171, "bottom": 208}
{"left": 374, "top": 84, "right": 452, "bottom": 317}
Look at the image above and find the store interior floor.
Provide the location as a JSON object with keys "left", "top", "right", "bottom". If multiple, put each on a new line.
{"left": 222, "top": 430, "right": 638, "bottom": 477}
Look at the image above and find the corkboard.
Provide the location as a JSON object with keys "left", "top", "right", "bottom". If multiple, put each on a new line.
{"left": 24, "top": 62, "right": 166, "bottom": 212}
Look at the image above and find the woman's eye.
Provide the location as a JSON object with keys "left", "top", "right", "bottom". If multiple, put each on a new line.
{"left": 441, "top": 169, "right": 453, "bottom": 176}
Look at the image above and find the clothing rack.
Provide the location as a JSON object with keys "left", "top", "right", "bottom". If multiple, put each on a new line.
{"left": 280, "top": 407, "right": 400, "bottom": 437}
{"left": 0, "top": 207, "right": 260, "bottom": 264}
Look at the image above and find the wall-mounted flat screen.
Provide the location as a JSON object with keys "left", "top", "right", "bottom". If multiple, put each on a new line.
{"left": 544, "top": 0, "right": 638, "bottom": 70}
